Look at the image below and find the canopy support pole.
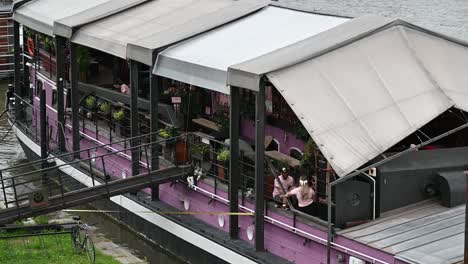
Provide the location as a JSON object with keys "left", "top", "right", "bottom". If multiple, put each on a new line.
{"left": 465, "top": 171, "right": 467, "bottom": 263}
{"left": 150, "top": 52, "right": 160, "bottom": 201}
{"left": 39, "top": 87, "right": 47, "bottom": 161}
{"left": 130, "top": 60, "right": 140, "bottom": 179}
{"left": 255, "top": 78, "right": 265, "bottom": 251}
{"left": 70, "top": 42, "right": 80, "bottom": 159}
{"left": 229, "top": 85, "right": 240, "bottom": 239}
{"left": 13, "top": 21, "right": 20, "bottom": 98}
{"left": 55, "top": 36, "right": 65, "bottom": 152}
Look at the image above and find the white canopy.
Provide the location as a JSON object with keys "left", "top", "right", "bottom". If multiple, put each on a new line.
{"left": 71, "top": 0, "right": 269, "bottom": 65}
{"left": 54, "top": 0, "right": 147, "bottom": 39}
{"left": 13, "top": 0, "right": 143, "bottom": 36}
{"left": 228, "top": 16, "right": 468, "bottom": 176}
{"left": 153, "top": 6, "right": 348, "bottom": 94}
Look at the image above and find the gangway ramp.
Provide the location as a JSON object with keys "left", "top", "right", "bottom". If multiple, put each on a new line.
{"left": 0, "top": 133, "right": 190, "bottom": 225}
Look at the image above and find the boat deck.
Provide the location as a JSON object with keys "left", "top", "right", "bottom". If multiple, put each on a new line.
{"left": 338, "top": 199, "right": 465, "bottom": 264}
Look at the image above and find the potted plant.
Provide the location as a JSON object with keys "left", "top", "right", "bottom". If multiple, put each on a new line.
{"left": 112, "top": 108, "right": 125, "bottom": 136}
{"left": 216, "top": 148, "right": 230, "bottom": 179}
{"left": 190, "top": 142, "right": 210, "bottom": 161}
{"left": 84, "top": 96, "right": 96, "bottom": 119}
{"left": 85, "top": 96, "right": 96, "bottom": 109}
{"left": 213, "top": 111, "right": 229, "bottom": 139}
{"left": 99, "top": 102, "right": 111, "bottom": 115}
{"left": 77, "top": 46, "right": 91, "bottom": 81}
{"left": 112, "top": 109, "right": 125, "bottom": 122}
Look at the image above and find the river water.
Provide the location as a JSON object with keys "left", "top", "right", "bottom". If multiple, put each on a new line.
{"left": 278, "top": 0, "right": 468, "bottom": 41}
{"left": 1, "top": 1, "right": 467, "bottom": 263}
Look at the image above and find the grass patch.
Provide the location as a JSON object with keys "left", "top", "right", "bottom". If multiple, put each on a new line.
{"left": 0, "top": 231, "right": 121, "bottom": 264}
{"left": 33, "top": 215, "right": 49, "bottom": 225}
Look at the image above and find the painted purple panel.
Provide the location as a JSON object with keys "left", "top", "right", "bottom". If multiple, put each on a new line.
{"left": 240, "top": 118, "right": 306, "bottom": 155}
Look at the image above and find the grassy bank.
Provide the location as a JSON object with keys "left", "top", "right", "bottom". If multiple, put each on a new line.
{"left": 0, "top": 231, "right": 121, "bottom": 264}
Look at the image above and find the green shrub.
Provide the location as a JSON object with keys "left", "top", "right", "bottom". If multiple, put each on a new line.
{"left": 85, "top": 96, "right": 96, "bottom": 109}
{"left": 217, "top": 149, "right": 230, "bottom": 162}
{"left": 112, "top": 109, "right": 125, "bottom": 122}
{"left": 190, "top": 143, "right": 209, "bottom": 156}
{"left": 99, "top": 102, "right": 111, "bottom": 114}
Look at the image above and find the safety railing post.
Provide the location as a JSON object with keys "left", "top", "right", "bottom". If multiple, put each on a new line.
{"left": 87, "top": 149, "right": 95, "bottom": 187}
{"left": 101, "top": 156, "right": 108, "bottom": 181}
{"left": 58, "top": 171, "right": 65, "bottom": 206}
{"left": 0, "top": 171, "right": 8, "bottom": 208}
{"left": 11, "top": 177, "right": 19, "bottom": 215}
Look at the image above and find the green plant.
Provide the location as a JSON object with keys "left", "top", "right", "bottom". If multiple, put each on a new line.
{"left": 159, "top": 127, "right": 179, "bottom": 139}
{"left": 217, "top": 149, "right": 230, "bottom": 162}
{"left": 213, "top": 110, "right": 229, "bottom": 137}
{"left": 190, "top": 143, "right": 209, "bottom": 156}
{"left": 85, "top": 96, "right": 96, "bottom": 109}
{"left": 33, "top": 215, "right": 49, "bottom": 225}
{"left": 159, "top": 128, "right": 171, "bottom": 139}
{"left": 24, "top": 27, "right": 34, "bottom": 38}
{"left": 99, "top": 102, "right": 111, "bottom": 114}
{"left": 112, "top": 109, "right": 125, "bottom": 122}
{"left": 77, "top": 46, "right": 91, "bottom": 74}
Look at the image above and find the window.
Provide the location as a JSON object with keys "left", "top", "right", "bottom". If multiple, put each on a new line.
{"left": 290, "top": 148, "right": 303, "bottom": 160}
{"left": 36, "top": 80, "right": 43, "bottom": 96}
{"left": 52, "top": 90, "right": 57, "bottom": 109}
{"left": 266, "top": 138, "right": 280, "bottom": 151}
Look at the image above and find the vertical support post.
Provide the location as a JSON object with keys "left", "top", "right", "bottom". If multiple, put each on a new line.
{"left": 0, "top": 171, "right": 8, "bottom": 208}
{"left": 13, "top": 21, "right": 20, "bottom": 97}
{"left": 255, "top": 78, "right": 266, "bottom": 251}
{"left": 13, "top": 21, "right": 21, "bottom": 121}
{"left": 327, "top": 184, "right": 332, "bottom": 264}
{"left": 70, "top": 42, "right": 80, "bottom": 158}
{"left": 150, "top": 52, "right": 160, "bottom": 200}
{"left": 130, "top": 60, "right": 140, "bottom": 178}
{"left": 229, "top": 86, "right": 240, "bottom": 239}
{"left": 465, "top": 171, "right": 467, "bottom": 263}
{"left": 40, "top": 88, "right": 47, "bottom": 160}
{"left": 40, "top": 88, "right": 50, "bottom": 193}
{"left": 55, "top": 36, "right": 65, "bottom": 152}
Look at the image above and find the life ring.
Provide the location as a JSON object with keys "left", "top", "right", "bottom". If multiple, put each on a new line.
{"left": 27, "top": 37, "right": 34, "bottom": 56}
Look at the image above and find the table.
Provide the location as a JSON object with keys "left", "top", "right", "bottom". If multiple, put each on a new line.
{"left": 192, "top": 118, "right": 220, "bottom": 132}
{"left": 265, "top": 150, "right": 301, "bottom": 167}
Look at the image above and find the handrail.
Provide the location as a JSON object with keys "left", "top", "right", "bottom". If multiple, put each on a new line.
{"left": 5, "top": 95, "right": 178, "bottom": 173}
{"left": 3, "top": 133, "right": 181, "bottom": 180}
{"left": 184, "top": 182, "right": 389, "bottom": 264}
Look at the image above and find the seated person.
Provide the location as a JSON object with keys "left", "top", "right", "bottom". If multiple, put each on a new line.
{"left": 281, "top": 176, "right": 317, "bottom": 215}
{"left": 272, "top": 168, "right": 294, "bottom": 208}
{"left": 113, "top": 79, "right": 130, "bottom": 95}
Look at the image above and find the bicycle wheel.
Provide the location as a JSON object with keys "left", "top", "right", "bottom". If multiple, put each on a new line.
{"left": 71, "top": 226, "right": 82, "bottom": 252}
{"left": 84, "top": 236, "right": 96, "bottom": 263}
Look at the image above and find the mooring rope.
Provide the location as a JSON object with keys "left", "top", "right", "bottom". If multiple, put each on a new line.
{"left": 63, "top": 209, "right": 254, "bottom": 216}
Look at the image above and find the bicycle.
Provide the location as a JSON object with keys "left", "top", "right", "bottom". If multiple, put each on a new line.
{"left": 71, "top": 216, "right": 96, "bottom": 263}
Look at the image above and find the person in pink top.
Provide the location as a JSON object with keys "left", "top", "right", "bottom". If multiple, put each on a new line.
{"left": 281, "top": 176, "right": 316, "bottom": 215}
{"left": 273, "top": 168, "right": 295, "bottom": 208}
{"left": 113, "top": 79, "right": 130, "bottom": 95}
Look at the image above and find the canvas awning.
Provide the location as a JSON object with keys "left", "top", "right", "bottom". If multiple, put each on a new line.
{"left": 54, "top": 0, "right": 148, "bottom": 39}
{"left": 227, "top": 15, "right": 468, "bottom": 176}
{"left": 153, "top": 6, "right": 348, "bottom": 94}
{"left": 13, "top": 0, "right": 144, "bottom": 37}
{"left": 71, "top": 0, "right": 269, "bottom": 64}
